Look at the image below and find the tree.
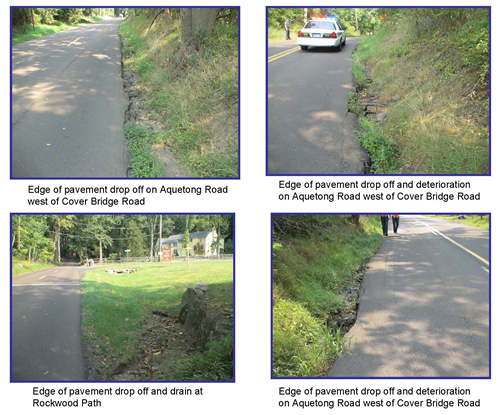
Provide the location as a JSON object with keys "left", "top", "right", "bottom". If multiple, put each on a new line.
{"left": 180, "top": 8, "right": 221, "bottom": 52}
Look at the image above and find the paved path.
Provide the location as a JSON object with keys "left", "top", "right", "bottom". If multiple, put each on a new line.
{"left": 329, "top": 215, "right": 490, "bottom": 377}
{"left": 12, "top": 19, "right": 128, "bottom": 178}
{"left": 267, "top": 38, "right": 367, "bottom": 174}
{"left": 12, "top": 266, "right": 87, "bottom": 381}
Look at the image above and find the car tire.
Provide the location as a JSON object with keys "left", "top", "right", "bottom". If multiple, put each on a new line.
{"left": 300, "top": 45, "right": 308, "bottom": 51}
{"left": 342, "top": 38, "right": 346, "bottom": 47}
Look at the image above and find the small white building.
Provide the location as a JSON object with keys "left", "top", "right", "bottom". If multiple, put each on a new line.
{"left": 158, "top": 229, "right": 223, "bottom": 257}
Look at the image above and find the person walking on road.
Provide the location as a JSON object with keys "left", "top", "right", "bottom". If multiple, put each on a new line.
{"left": 285, "top": 18, "right": 291, "bottom": 40}
{"left": 381, "top": 215, "right": 389, "bottom": 236}
{"left": 392, "top": 215, "right": 400, "bottom": 234}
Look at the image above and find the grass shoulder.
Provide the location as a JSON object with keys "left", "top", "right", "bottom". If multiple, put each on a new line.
{"left": 350, "top": 10, "right": 489, "bottom": 174}
{"left": 81, "top": 260, "right": 233, "bottom": 380}
{"left": 120, "top": 16, "right": 238, "bottom": 178}
{"left": 273, "top": 215, "right": 382, "bottom": 377}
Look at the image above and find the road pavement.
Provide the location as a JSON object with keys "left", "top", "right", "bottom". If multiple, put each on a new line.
{"left": 12, "top": 19, "right": 128, "bottom": 178}
{"left": 328, "top": 215, "right": 490, "bottom": 377}
{"left": 267, "top": 38, "right": 367, "bottom": 174}
{"left": 12, "top": 266, "right": 87, "bottom": 381}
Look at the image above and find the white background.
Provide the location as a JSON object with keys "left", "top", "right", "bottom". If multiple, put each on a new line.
{"left": 3, "top": 0, "right": 497, "bottom": 413}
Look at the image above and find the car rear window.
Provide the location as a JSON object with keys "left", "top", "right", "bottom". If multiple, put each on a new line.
{"left": 304, "top": 21, "right": 337, "bottom": 30}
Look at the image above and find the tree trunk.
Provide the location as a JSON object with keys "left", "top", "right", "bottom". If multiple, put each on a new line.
{"left": 31, "top": 8, "right": 35, "bottom": 31}
{"left": 217, "top": 224, "right": 221, "bottom": 257}
{"left": 180, "top": 8, "right": 221, "bottom": 53}
{"left": 53, "top": 221, "right": 60, "bottom": 263}
{"left": 149, "top": 222, "right": 154, "bottom": 261}
{"left": 99, "top": 239, "right": 103, "bottom": 263}
{"left": 17, "top": 216, "right": 21, "bottom": 250}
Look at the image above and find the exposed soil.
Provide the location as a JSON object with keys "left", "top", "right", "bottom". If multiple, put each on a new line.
{"left": 84, "top": 312, "right": 197, "bottom": 381}
{"left": 327, "top": 265, "right": 368, "bottom": 338}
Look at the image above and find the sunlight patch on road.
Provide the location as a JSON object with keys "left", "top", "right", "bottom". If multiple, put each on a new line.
{"left": 312, "top": 111, "right": 340, "bottom": 121}
{"left": 92, "top": 53, "right": 111, "bottom": 60}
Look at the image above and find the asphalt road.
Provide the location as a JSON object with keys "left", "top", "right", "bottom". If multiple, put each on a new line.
{"left": 12, "top": 19, "right": 128, "bottom": 178}
{"left": 267, "top": 38, "right": 367, "bottom": 174}
{"left": 329, "top": 215, "right": 490, "bottom": 378}
{"left": 12, "top": 266, "right": 87, "bottom": 381}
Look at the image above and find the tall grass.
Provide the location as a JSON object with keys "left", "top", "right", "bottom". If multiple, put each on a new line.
{"left": 273, "top": 215, "right": 382, "bottom": 377}
{"left": 352, "top": 9, "right": 489, "bottom": 174}
{"left": 120, "top": 16, "right": 238, "bottom": 178}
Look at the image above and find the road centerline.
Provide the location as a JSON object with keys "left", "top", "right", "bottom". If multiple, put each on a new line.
{"left": 268, "top": 46, "right": 300, "bottom": 62}
{"left": 66, "top": 36, "right": 82, "bottom": 47}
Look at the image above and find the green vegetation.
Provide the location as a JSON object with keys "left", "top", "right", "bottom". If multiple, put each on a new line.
{"left": 125, "top": 124, "right": 166, "bottom": 177}
{"left": 268, "top": 8, "right": 381, "bottom": 41}
{"left": 120, "top": 9, "right": 238, "bottom": 178}
{"left": 352, "top": 8, "right": 489, "bottom": 174}
{"left": 82, "top": 261, "right": 233, "bottom": 380}
{"left": 13, "top": 22, "right": 74, "bottom": 45}
{"left": 273, "top": 215, "right": 382, "bottom": 377}
{"left": 12, "top": 261, "right": 55, "bottom": 276}
{"left": 11, "top": 8, "right": 118, "bottom": 44}
{"left": 12, "top": 214, "right": 234, "bottom": 265}
{"left": 427, "top": 214, "right": 489, "bottom": 230}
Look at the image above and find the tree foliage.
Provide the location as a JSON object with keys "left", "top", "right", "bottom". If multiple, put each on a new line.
{"left": 12, "top": 215, "right": 234, "bottom": 264}
{"left": 268, "top": 8, "right": 381, "bottom": 35}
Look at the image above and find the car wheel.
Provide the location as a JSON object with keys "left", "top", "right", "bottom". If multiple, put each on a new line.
{"left": 300, "top": 45, "right": 308, "bottom": 51}
{"left": 332, "top": 45, "right": 341, "bottom": 52}
{"left": 342, "top": 38, "right": 346, "bottom": 47}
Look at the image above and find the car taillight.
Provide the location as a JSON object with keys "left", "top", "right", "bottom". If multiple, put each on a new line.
{"left": 298, "top": 31, "right": 304, "bottom": 37}
{"left": 324, "top": 32, "right": 337, "bottom": 38}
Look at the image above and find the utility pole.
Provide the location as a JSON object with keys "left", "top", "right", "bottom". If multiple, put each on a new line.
{"left": 159, "top": 215, "right": 162, "bottom": 261}
{"left": 304, "top": 8, "right": 308, "bottom": 24}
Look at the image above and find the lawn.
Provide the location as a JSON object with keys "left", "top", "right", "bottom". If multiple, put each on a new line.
{"left": 427, "top": 215, "right": 489, "bottom": 230}
{"left": 81, "top": 260, "right": 234, "bottom": 380}
{"left": 12, "top": 261, "right": 56, "bottom": 276}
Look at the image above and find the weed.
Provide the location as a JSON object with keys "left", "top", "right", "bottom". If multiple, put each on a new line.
{"left": 124, "top": 124, "right": 166, "bottom": 177}
{"left": 357, "top": 117, "right": 401, "bottom": 174}
{"left": 348, "top": 91, "right": 362, "bottom": 115}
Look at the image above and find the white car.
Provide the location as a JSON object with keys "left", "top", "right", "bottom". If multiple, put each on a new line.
{"left": 297, "top": 19, "right": 346, "bottom": 51}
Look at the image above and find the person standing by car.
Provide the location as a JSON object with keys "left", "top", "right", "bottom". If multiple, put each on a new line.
{"left": 392, "top": 215, "right": 400, "bottom": 234}
{"left": 381, "top": 215, "right": 389, "bottom": 236}
{"left": 285, "top": 18, "right": 291, "bottom": 40}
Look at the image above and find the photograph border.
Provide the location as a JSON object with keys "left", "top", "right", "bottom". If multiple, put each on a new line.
{"left": 10, "top": 212, "right": 236, "bottom": 383}
{"left": 10, "top": 6, "right": 241, "bottom": 180}
{"left": 265, "top": 6, "right": 492, "bottom": 177}
{"left": 270, "top": 212, "right": 491, "bottom": 379}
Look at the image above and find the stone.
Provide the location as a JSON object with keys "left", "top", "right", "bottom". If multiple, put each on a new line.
{"left": 199, "top": 311, "right": 233, "bottom": 349}
{"left": 376, "top": 112, "right": 387, "bottom": 122}
{"left": 366, "top": 105, "right": 377, "bottom": 113}
{"left": 390, "top": 95, "right": 400, "bottom": 102}
{"left": 195, "top": 283, "right": 209, "bottom": 293}
{"left": 178, "top": 288, "right": 208, "bottom": 338}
